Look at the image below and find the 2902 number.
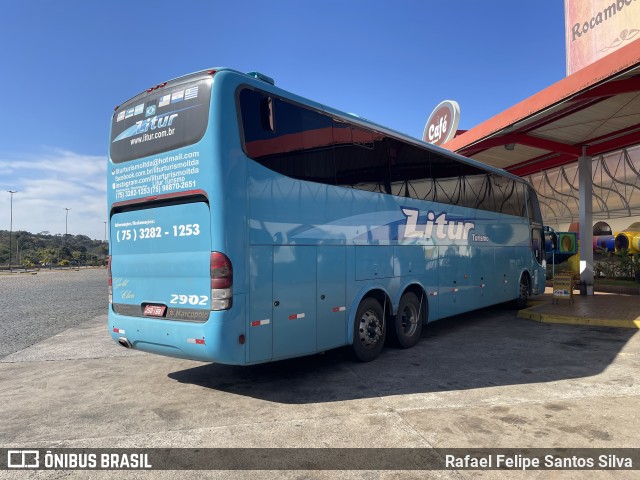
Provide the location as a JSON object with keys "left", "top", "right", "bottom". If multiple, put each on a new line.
{"left": 169, "top": 294, "right": 208, "bottom": 306}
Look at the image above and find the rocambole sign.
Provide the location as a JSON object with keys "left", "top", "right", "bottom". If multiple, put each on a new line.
{"left": 422, "top": 100, "right": 460, "bottom": 146}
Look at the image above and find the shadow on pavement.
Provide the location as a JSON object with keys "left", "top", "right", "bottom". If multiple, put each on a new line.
{"left": 168, "top": 304, "right": 636, "bottom": 404}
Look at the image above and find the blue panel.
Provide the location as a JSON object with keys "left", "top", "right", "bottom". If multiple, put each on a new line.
{"left": 496, "top": 246, "right": 518, "bottom": 302}
{"left": 469, "top": 247, "right": 495, "bottom": 307}
{"left": 110, "top": 202, "right": 211, "bottom": 308}
{"left": 317, "top": 246, "right": 347, "bottom": 350}
{"left": 393, "top": 245, "right": 429, "bottom": 277}
{"left": 108, "top": 296, "right": 246, "bottom": 364}
{"left": 248, "top": 246, "right": 273, "bottom": 363}
{"left": 438, "top": 245, "right": 472, "bottom": 318}
{"left": 355, "top": 246, "right": 394, "bottom": 280}
{"left": 273, "top": 246, "right": 317, "bottom": 358}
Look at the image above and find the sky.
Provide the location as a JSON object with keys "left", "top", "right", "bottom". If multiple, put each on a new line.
{"left": 0, "top": 1, "right": 566, "bottom": 240}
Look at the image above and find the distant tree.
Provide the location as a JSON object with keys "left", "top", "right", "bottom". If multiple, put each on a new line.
{"left": 0, "top": 230, "right": 106, "bottom": 268}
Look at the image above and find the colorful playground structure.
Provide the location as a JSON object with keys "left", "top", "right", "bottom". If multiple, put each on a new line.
{"left": 545, "top": 221, "right": 640, "bottom": 265}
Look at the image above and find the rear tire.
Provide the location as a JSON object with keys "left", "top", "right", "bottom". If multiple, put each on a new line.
{"left": 351, "top": 297, "right": 386, "bottom": 362}
{"left": 515, "top": 274, "right": 530, "bottom": 309}
{"left": 391, "top": 292, "right": 424, "bottom": 349}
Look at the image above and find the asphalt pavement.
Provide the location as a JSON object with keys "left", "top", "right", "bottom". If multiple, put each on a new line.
{"left": 0, "top": 268, "right": 107, "bottom": 358}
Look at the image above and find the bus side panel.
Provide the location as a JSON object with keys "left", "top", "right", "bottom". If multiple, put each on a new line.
{"left": 273, "top": 245, "right": 317, "bottom": 359}
{"left": 438, "top": 245, "right": 473, "bottom": 319}
{"left": 496, "top": 246, "right": 519, "bottom": 302}
{"left": 317, "top": 246, "right": 347, "bottom": 350}
{"left": 355, "top": 246, "right": 394, "bottom": 280}
{"left": 393, "top": 245, "right": 439, "bottom": 321}
{"left": 248, "top": 245, "right": 273, "bottom": 363}
{"left": 470, "top": 246, "right": 494, "bottom": 308}
{"left": 211, "top": 71, "right": 249, "bottom": 296}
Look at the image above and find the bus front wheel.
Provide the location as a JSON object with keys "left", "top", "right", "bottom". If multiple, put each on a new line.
{"left": 391, "top": 292, "right": 424, "bottom": 349}
{"left": 352, "top": 297, "right": 386, "bottom": 362}
{"left": 515, "top": 274, "right": 530, "bottom": 309}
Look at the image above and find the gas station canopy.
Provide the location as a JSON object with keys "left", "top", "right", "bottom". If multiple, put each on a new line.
{"left": 444, "top": 38, "right": 640, "bottom": 177}
{"left": 442, "top": 37, "right": 640, "bottom": 293}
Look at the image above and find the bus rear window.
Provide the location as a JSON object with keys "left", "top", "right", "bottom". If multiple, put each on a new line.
{"left": 110, "top": 78, "right": 212, "bottom": 163}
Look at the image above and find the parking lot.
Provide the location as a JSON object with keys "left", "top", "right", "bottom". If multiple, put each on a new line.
{"left": 1, "top": 269, "right": 639, "bottom": 478}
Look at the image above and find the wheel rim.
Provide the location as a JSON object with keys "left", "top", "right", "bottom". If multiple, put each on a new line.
{"left": 358, "top": 309, "right": 383, "bottom": 349}
{"left": 400, "top": 303, "right": 418, "bottom": 337}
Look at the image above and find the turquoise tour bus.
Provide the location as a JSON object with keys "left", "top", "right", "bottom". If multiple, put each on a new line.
{"left": 108, "top": 68, "right": 546, "bottom": 364}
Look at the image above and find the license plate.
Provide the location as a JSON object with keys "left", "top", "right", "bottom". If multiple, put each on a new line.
{"left": 143, "top": 305, "right": 167, "bottom": 317}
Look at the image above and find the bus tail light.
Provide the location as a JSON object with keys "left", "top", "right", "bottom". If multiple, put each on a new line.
{"left": 107, "top": 255, "right": 112, "bottom": 304}
{"left": 210, "top": 252, "right": 232, "bottom": 310}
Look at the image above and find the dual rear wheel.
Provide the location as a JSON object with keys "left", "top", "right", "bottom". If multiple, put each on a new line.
{"left": 391, "top": 292, "right": 424, "bottom": 349}
{"left": 352, "top": 275, "right": 529, "bottom": 362}
{"left": 351, "top": 292, "right": 425, "bottom": 362}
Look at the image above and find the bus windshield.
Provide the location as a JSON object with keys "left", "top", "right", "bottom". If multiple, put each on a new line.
{"left": 110, "top": 76, "right": 212, "bottom": 163}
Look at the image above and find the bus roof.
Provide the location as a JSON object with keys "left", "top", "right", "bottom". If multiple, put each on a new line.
{"left": 116, "top": 67, "right": 530, "bottom": 187}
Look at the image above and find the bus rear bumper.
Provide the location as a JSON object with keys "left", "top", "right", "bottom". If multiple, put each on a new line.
{"left": 108, "top": 294, "right": 247, "bottom": 365}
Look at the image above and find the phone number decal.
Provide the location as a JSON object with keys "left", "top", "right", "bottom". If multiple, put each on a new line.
{"left": 116, "top": 224, "right": 200, "bottom": 242}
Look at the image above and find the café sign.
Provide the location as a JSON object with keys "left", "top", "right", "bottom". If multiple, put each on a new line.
{"left": 422, "top": 100, "right": 460, "bottom": 146}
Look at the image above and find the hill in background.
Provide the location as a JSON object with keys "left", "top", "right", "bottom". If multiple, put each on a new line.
{"left": 0, "top": 230, "right": 108, "bottom": 268}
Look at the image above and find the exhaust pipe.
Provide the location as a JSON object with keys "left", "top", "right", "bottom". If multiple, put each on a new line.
{"left": 118, "top": 337, "right": 132, "bottom": 349}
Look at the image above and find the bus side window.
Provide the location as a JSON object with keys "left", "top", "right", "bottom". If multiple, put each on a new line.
{"left": 527, "top": 185, "right": 543, "bottom": 224}
{"left": 240, "top": 88, "right": 335, "bottom": 185}
{"left": 532, "top": 227, "right": 544, "bottom": 263}
{"left": 333, "top": 120, "right": 390, "bottom": 193}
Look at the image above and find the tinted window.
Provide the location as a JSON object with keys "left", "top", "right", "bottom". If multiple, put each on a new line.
{"left": 240, "top": 88, "right": 335, "bottom": 184}
{"left": 110, "top": 78, "right": 212, "bottom": 163}
{"left": 492, "top": 175, "right": 526, "bottom": 217}
{"left": 239, "top": 87, "right": 530, "bottom": 218}
{"left": 334, "top": 122, "right": 389, "bottom": 192}
{"left": 532, "top": 227, "right": 545, "bottom": 264}
{"left": 527, "top": 185, "right": 543, "bottom": 224}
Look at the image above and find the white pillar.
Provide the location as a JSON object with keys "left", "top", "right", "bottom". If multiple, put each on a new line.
{"left": 578, "top": 147, "right": 594, "bottom": 295}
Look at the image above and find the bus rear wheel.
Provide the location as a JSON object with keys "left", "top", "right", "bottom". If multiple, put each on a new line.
{"left": 391, "top": 292, "right": 424, "bottom": 349}
{"left": 351, "top": 297, "right": 386, "bottom": 362}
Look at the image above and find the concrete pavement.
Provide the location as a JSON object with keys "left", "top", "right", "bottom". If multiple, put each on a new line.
{"left": 1, "top": 304, "right": 639, "bottom": 478}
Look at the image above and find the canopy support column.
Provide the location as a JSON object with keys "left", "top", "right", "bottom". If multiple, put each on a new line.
{"left": 578, "top": 146, "right": 594, "bottom": 295}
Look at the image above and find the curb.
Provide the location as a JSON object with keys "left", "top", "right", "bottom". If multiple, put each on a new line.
{"left": 0, "top": 271, "right": 38, "bottom": 276}
{"left": 517, "top": 303, "right": 640, "bottom": 329}
{"left": 593, "top": 284, "right": 640, "bottom": 296}
{"left": 545, "top": 282, "right": 640, "bottom": 296}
